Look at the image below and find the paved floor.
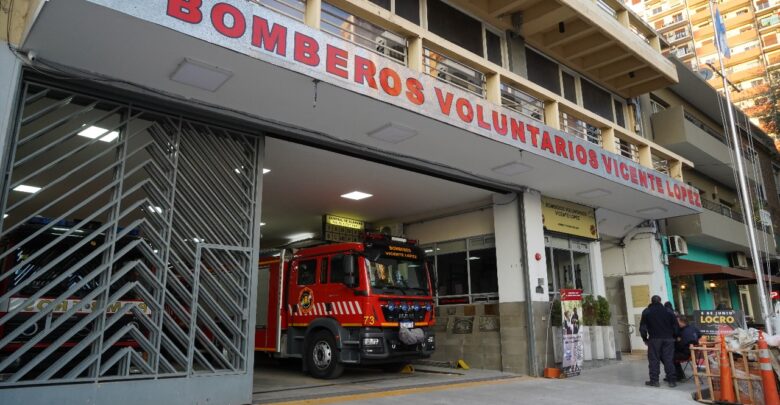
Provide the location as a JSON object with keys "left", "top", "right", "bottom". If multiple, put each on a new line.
{"left": 252, "top": 353, "right": 700, "bottom": 404}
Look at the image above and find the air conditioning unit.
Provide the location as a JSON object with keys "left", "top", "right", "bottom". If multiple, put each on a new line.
{"left": 729, "top": 252, "right": 749, "bottom": 269}
{"left": 667, "top": 235, "right": 688, "bottom": 256}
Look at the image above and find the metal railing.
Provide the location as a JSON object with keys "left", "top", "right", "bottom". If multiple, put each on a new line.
{"left": 254, "top": 0, "right": 306, "bottom": 23}
{"left": 560, "top": 112, "right": 602, "bottom": 145}
{"left": 683, "top": 110, "right": 728, "bottom": 144}
{"left": 702, "top": 198, "right": 745, "bottom": 223}
{"left": 615, "top": 138, "right": 639, "bottom": 162}
{"left": 320, "top": 2, "right": 407, "bottom": 64}
{"left": 423, "top": 48, "right": 486, "bottom": 98}
{"left": 500, "top": 83, "right": 545, "bottom": 122}
{"left": 652, "top": 155, "right": 670, "bottom": 175}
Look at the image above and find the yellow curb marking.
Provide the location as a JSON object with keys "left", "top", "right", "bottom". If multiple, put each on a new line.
{"left": 266, "top": 376, "right": 530, "bottom": 404}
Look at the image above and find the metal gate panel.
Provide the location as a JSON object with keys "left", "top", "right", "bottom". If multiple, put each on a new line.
{"left": 0, "top": 80, "right": 261, "bottom": 398}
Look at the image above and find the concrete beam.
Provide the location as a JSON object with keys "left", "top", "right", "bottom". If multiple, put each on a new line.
{"left": 539, "top": 19, "right": 597, "bottom": 48}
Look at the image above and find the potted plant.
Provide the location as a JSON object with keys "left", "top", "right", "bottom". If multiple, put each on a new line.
{"left": 551, "top": 299, "right": 563, "bottom": 363}
{"left": 581, "top": 295, "right": 596, "bottom": 361}
{"left": 597, "top": 296, "right": 616, "bottom": 360}
{"left": 588, "top": 295, "right": 605, "bottom": 360}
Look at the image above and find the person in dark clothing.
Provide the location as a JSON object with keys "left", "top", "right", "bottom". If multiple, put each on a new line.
{"left": 640, "top": 295, "right": 680, "bottom": 387}
{"left": 673, "top": 315, "right": 701, "bottom": 381}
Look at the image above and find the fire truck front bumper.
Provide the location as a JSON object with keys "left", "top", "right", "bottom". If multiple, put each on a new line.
{"left": 357, "top": 327, "right": 435, "bottom": 362}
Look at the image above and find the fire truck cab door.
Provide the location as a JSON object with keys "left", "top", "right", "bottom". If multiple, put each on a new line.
{"left": 288, "top": 258, "right": 321, "bottom": 325}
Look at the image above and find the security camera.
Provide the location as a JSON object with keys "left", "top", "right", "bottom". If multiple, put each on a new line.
{"left": 26, "top": 50, "right": 37, "bottom": 63}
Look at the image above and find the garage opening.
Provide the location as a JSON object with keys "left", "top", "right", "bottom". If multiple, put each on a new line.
{"left": 253, "top": 137, "right": 502, "bottom": 397}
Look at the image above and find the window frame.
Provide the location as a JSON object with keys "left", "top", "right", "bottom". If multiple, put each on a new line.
{"left": 422, "top": 234, "right": 498, "bottom": 305}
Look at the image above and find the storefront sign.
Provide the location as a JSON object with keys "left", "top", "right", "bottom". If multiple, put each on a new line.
{"left": 693, "top": 310, "right": 746, "bottom": 336}
{"left": 85, "top": 0, "right": 703, "bottom": 212}
{"left": 560, "top": 289, "right": 584, "bottom": 377}
{"left": 542, "top": 197, "right": 598, "bottom": 239}
{"left": 323, "top": 214, "right": 364, "bottom": 242}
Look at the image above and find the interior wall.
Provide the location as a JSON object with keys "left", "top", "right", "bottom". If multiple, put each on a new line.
{"left": 404, "top": 207, "right": 495, "bottom": 244}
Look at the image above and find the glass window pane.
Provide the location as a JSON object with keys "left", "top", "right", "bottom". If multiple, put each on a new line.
{"left": 427, "top": 0, "right": 483, "bottom": 55}
{"left": 297, "top": 259, "right": 316, "bottom": 285}
{"left": 581, "top": 78, "right": 613, "bottom": 120}
{"left": 320, "top": 257, "right": 329, "bottom": 284}
{"left": 436, "top": 239, "right": 468, "bottom": 297}
{"left": 486, "top": 30, "right": 502, "bottom": 65}
{"left": 526, "top": 48, "right": 560, "bottom": 94}
{"left": 468, "top": 247, "right": 497, "bottom": 294}
{"left": 330, "top": 255, "right": 345, "bottom": 283}
{"left": 553, "top": 248, "right": 573, "bottom": 290}
{"left": 546, "top": 247, "right": 556, "bottom": 294}
{"left": 562, "top": 71, "right": 577, "bottom": 103}
{"left": 614, "top": 99, "right": 625, "bottom": 127}
{"left": 368, "top": 0, "right": 390, "bottom": 10}
{"left": 572, "top": 250, "right": 591, "bottom": 293}
{"left": 396, "top": 0, "right": 420, "bottom": 24}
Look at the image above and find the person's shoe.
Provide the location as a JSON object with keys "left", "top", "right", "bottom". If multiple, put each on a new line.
{"left": 677, "top": 375, "right": 686, "bottom": 382}
{"left": 668, "top": 381, "right": 677, "bottom": 388}
{"left": 645, "top": 381, "right": 660, "bottom": 387}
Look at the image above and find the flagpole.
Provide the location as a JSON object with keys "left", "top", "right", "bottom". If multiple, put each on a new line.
{"left": 709, "top": 0, "right": 774, "bottom": 334}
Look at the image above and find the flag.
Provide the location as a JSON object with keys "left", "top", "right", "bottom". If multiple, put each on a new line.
{"left": 714, "top": 7, "right": 731, "bottom": 59}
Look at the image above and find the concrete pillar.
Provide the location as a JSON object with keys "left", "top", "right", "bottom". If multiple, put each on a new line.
{"left": 649, "top": 35, "right": 662, "bottom": 52}
{"left": 0, "top": 43, "right": 22, "bottom": 194}
{"left": 544, "top": 101, "right": 560, "bottom": 130}
{"left": 601, "top": 127, "right": 617, "bottom": 153}
{"left": 486, "top": 73, "right": 502, "bottom": 105}
{"left": 492, "top": 191, "right": 548, "bottom": 376}
{"left": 304, "top": 0, "right": 322, "bottom": 29}
{"left": 638, "top": 145, "right": 652, "bottom": 169}
{"left": 407, "top": 36, "right": 423, "bottom": 72}
{"left": 670, "top": 160, "right": 683, "bottom": 180}
{"left": 617, "top": 10, "right": 629, "bottom": 28}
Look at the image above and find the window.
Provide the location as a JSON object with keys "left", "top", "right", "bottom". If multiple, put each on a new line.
{"left": 526, "top": 47, "right": 561, "bottom": 94}
{"left": 330, "top": 255, "right": 346, "bottom": 283}
{"left": 581, "top": 78, "right": 613, "bottom": 121}
{"left": 320, "top": 257, "right": 329, "bottom": 284}
{"left": 427, "top": 0, "right": 483, "bottom": 55}
{"left": 297, "top": 259, "right": 317, "bottom": 285}
{"left": 650, "top": 95, "right": 668, "bottom": 114}
{"left": 485, "top": 29, "right": 503, "bottom": 65}
{"left": 545, "top": 235, "right": 593, "bottom": 295}
{"left": 614, "top": 99, "right": 626, "bottom": 128}
{"left": 369, "top": 0, "right": 420, "bottom": 24}
{"left": 423, "top": 235, "right": 498, "bottom": 305}
{"left": 562, "top": 71, "right": 577, "bottom": 103}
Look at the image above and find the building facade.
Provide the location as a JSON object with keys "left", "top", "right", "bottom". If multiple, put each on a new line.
{"left": 0, "top": 0, "right": 704, "bottom": 403}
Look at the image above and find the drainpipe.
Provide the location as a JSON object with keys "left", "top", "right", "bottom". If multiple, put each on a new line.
{"left": 518, "top": 194, "right": 539, "bottom": 377}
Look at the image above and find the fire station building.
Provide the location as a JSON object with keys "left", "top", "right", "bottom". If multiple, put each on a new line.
{"left": 0, "top": 0, "right": 703, "bottom": 403}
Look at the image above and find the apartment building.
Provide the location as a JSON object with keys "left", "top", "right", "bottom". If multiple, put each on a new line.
{"left": 626, "top": 0, "right": 780, "bottom": 137}
{"left": 0, "top": 0, "right": 704, "bottom": 403}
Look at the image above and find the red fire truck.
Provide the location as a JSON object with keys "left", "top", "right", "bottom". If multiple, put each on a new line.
{"left": 255, "top": 234, "right": 436, "bottom": 379}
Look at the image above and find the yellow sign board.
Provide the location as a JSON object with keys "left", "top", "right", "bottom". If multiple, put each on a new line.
{"left": 323, "top": 214, "right": 365, "bottom": 242}
{"left": 631, "top": 285, "right": 651, "bottom": 308}
{"left": 542, "top": 197, "right": 598, "bottom": 239}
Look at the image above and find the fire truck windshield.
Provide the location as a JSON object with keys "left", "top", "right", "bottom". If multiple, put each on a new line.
{"left": 364, "top": 246, "right": 429, "bottom": 296}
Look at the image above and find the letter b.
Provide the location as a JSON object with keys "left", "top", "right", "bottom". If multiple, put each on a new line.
{"left": 168, "top": 0, "right": 203, "bottom": 24}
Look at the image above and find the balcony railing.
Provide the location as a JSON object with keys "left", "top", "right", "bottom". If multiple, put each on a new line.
{"left": 501, "top": 83, "right": 545, "bottom": 122}
{"left": 321, "top": 2, "right": 407, "bottom": 64}
{"left": 256, "top": 0, "right": 305, "bottom": 23}
{"left": 423, "top": 49, "right": 486, "bottom": 97}
{"left": 683, "top": 110, "right": 727, "bottom": 144}
{"left": 652, "top": 154, "right": 670, "bottom": 175}
{"left": 702, "top": 198, "right": 744, "bottom": 223}
{"left": 560, "top": 112, "right": 602, "bottom": 145}
{"left": 615, "top": 138, "right": 639, "bottom": 162}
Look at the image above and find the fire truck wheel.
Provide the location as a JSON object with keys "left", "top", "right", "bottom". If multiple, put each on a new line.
{"left": 306, "top": 330, "right": 344, "bottom": 379}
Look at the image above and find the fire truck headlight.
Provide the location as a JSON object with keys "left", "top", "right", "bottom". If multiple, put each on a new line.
{"left": 387, "top": 303, "right": 396, "bottom": 311}
{"left": 363, "top": 338, "right": 382, "bottom": 346}
{"left": 400, "top": 303, "right": 409, "bottom": 312}
{"left": 425, "top": 304, "right": 432, "bottom": 312}
{"left": 412, "top": 304, "right": 420, "bottom": 311}
{"left": 427, "top": 336, "right": 435, "bottom": 344}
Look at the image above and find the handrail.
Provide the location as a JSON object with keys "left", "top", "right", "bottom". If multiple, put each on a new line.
{"left": 422, "top": 48, "right": 486, "bottom": 98}
{"left": 501, "top": 83, "right": 545, "bottom": 122}
{"left": 321, "top": 2, "right": 407, "bottom": 64}
{"left": 560, "top": 112, "right": 602, "bottom": 146}
{"left": 253, "top": 0, "right": 305, "bottom": 23}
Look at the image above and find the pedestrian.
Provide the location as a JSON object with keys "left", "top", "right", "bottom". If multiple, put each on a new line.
{"left": 673, "top": 315, "right": 701, "bottom": 381}
{"left": 664, "top": 301, "right": 674, "bottom": 312}
{"left": 640, "top": 295, "right": 680, "bottom": 387}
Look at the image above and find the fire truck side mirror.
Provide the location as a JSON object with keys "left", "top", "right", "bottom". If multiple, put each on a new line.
{"left": 343, "top": 255, "right": 358, "bottom": 288}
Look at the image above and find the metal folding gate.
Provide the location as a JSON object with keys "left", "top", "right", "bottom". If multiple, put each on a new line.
{"left": 0, "top": 80, "right": 262, "bottom": 403}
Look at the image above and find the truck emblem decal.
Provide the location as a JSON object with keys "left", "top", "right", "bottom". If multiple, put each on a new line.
{"left": 298, "top": 288, "right": 314, "bottom": 314}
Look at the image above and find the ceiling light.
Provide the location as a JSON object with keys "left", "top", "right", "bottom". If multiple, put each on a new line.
{"left": 367, "top": 123, "right": 418, "bottom": 144}
{"left": 192, "top": 238, "right": 204, "bottom": 243}
{"left": 148, "top": 205, "right": 163, "bottom": 214}
{"left": 263, "top": 168, "right": 271, "bottom": 174}
{"left": 708, "top": 281, "right": 717, "bottom": 288}
{"left": 341, "top": 191, "right": 373, "bottom": 200}
{"left": 468, "top": 256, "right": 481, "bottom": 261}
{"left": 3, "top": 214, "right": 7, "bottom": 219}
{"left": 170, "top": 58, "right": 233, "bottom": 92}
{"left": 491, "top": 161, "right": 533, "bottom": 176}
{"left": 78, "top": 126, "right": 119, "bottom": 142}
{"left": 260, "top": 222, "right": 266, "bottom": 226}
{"left": 14, "top": 185, "right": 41, "bottom": 193}
{"left": 577, "top": 189, "right": 611, "bottom": 199}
